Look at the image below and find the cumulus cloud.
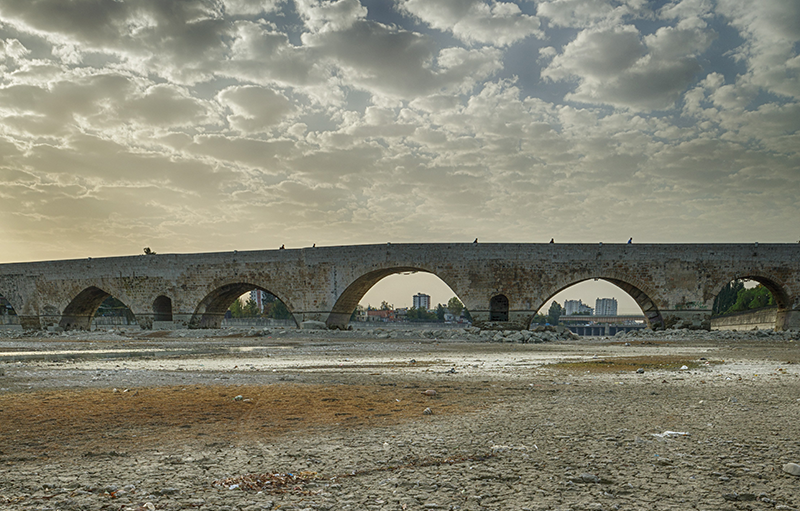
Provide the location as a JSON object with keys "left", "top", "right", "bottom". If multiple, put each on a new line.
{"left": 717, "top": 0, "right": 800, "bottom": 99}
{"left": 0, "top": 0, "right": 797, "bottom": 264}
{"left": 302, "top": 20, "right": 502, "bottom": 98}
{"left": 295, "top": 0, "right": 367, "bottom": 32}
{"left": 543, "top": 21, "right": 716, "bottom": 110}
{"left": 537, "top": 0, "right": 644, "bottom": 28}
{"left": 1, "top": 38, "right": 30, "bottom": 59}
{"left": 399, "top": 0, "right": 542, "bottom": 46}
{"left": 218, "top": 85, "right": 295, "bottom": 133}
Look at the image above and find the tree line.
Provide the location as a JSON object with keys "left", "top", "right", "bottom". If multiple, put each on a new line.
{"left": 357, "top": 296, "right": 472, "bottom": 322}
{"left": 228, "top": 292, "right": 293, "bottom": 320}
{"left": 712, "top": 280, "right": 775, "bottom": 316}
{"left": 530, "top": 301, "right": 564, "bottom": 325}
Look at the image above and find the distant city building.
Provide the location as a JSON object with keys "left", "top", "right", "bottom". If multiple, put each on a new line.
{"left": 564, "top": 299, "right": 593, "bottom": 316}
{"left": 595, "top": 297, "right": 618, "bottom": 316}
{"left": 250, "top": 289, "right": 269, "bottom": 312}
{"left": 367, "top": 309, "right": 395, "bottom": 322}
{"left": 413, "top": 293, "right": 431, "bottom": 310}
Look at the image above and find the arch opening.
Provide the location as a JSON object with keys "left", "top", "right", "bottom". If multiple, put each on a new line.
{"left": 711, "top": 277, "right": 786, "bottom": 331}
{"left": 489, "top": 294, "right": 509, "bottom": 322}
{"left": 533, "top": 279, "right": 656, "bottom": 335}
{"left": 330, "top": 269, "right": 468, "bottom": 329}
{"left": 190, "top": 283, "right": 295, "bottom": 329}
{"left": 60, "top": 287, "right": 137, "bottom": 330}
{"left": 0, "top": 294, "right": 19, "bottom": 327}
{"left": 153, "top": 295, "right": 173, "bottom": 322}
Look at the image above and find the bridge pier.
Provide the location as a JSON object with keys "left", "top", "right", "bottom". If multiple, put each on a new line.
{"left": 18, "top": 315, "right": 44, "bottom": 331}
{"left": 468, "top": 310, "right": 532, "bottom": 330}
{"left": 776, "top": 309, "right": 800, "bottom": 330}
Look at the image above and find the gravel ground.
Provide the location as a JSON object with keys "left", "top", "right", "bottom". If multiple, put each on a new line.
{"left": 1, "top": 326, "right": 800, "bottom": 511}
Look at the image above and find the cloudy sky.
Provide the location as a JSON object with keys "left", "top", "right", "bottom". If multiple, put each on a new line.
{"left": 1, "top": 0, "right": 798, "bottom": 308}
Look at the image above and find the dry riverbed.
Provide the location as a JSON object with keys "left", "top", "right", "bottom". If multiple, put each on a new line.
{"left": 1, "top": 327, "right": 800, "bottom": 511}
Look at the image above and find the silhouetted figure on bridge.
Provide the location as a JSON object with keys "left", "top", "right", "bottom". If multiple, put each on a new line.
{"left": 280, "top": 244, "right": 285, "bottom": 249}
{"left": 550, "top": 238, "right": 554, "bottom": 243}
{"left": 627, "top": 238, "right": 632, "bottom": 244}
{"left": 474, "top": 238, "right": 478, "bottom": 243}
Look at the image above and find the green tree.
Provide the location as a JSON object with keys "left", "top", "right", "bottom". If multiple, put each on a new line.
{"left": 242, "top": 298, "right": 260, "bottom": 318}
{"left": 713, "top": 279, "right": 744, "bottom": 315}
{"left": 447, "top": 297, "right": 464, "bottom": 317}
{"left": 547, "top": 301, "right": 563, "bottom": 325}
{"left": 380, "top": 300, "right": 393, "bottom": 311}
{"left": 728, "top": 285, "right": 774, "bottom": 313}
{"left": 436, "top": 303, "right": 446, "bottom": 321}
{"left": 530, "top": 313, "right": 548, "bottom": 325}
{"left": 267, "top": 299, "right": 293, "bottom": 320}
{"left": 229, "top": 297, "right": 245, "bottom": 318}
{"left": 407, "top": 306, "right": 437, "bottom": 321}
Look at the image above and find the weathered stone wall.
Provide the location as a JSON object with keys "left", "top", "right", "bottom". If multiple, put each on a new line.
{"left": 1, "top": 243, "right": 798, "bottom": 331}
{"left": 711, "top": 308, "right": 779, "bottom": 331}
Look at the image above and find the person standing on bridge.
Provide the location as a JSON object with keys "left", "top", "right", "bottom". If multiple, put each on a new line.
{"left": 627, "top": 238, "right": 632, "bottom": 244}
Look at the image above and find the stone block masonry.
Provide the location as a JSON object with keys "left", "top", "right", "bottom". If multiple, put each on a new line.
{"left": 1, "top": 243, "right": 798, "bottom": 331}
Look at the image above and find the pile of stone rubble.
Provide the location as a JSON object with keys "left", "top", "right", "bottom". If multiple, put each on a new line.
{"left": 2, "top": 324, "right": 797, "bottom": 343}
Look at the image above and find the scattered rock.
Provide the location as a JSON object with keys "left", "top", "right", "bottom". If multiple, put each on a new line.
{"left": 783, "top": 462, "right": 800, "bottom": 476}
{"left": 301, "top": 321, "right": 327, "bottom": 330}
{"left": 423, "top": 407, "right": 433, "bottom": 415}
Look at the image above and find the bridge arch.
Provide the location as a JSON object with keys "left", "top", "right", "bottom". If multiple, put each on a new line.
{"left": 710, "top": 273, "right": 790, "bottom": 310}
{"left": 153, "top": 295, "right": 173, "bottom": 322}
{"left": 534, "top": 275, "right": 664, "bottom": 329}
{"left": 0, "top": 291, "right": 20, "bottom": 327}
{"left": 710, "top": 273, "right": 793, "bottom": 330}
{"left": 189, "top": 282, "right": 297, "bottom": 329}
{"left": 59, "top": 286, "right": 138, "bottom": 331}
{"left": 490, "top": 294, "right": 509, "bottom": 322}
{"left": 326, "top": 267, "right": 464, "bottom": 329}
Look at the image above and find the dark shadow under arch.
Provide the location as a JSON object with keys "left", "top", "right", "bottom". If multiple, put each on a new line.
{"left": 189, "top": 283, "right": 297, "bottom": 329}
{"left": 537, "top": 277, "right": 663, "bottom": 329}
{"left": 0, "top": 293, "right": 19, "bottom": 325}
{"left": 326, "top": 267, "right": 462, "bottom": 329}
{"left": 490, "top": 294, "right": 509, "bottom": 322}
{"left": 153, "top": 295, "right": 173, "bottom": 322}
{"left": 60, "top": 286, "right": 137, "bottom": 330}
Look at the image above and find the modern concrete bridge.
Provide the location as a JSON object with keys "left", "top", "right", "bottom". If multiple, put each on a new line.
{"left": 1, "top": 243, "right": 798, "bottom": 331}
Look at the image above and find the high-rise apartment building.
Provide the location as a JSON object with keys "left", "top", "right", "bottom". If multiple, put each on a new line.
{"left": 413, "top": 293, "right": 431, "bottom": 310}
{"left": 564, "top": 299, "right": 593, "bottom": 316}
{"left": 595, "top": 297, "right": 618, "bottom": 316}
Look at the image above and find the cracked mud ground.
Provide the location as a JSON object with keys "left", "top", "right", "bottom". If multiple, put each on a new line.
{"left": 1, "top": 333, "right": 799, "bottom": 510}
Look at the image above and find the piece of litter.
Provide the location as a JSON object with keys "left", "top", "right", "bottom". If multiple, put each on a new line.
{"left": 651, "top": 431, "right": 689, "bottom": 438}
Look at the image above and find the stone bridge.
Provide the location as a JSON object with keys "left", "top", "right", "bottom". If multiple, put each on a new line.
{"left": 1, "top": 243, "right": 798, "bottom": 331}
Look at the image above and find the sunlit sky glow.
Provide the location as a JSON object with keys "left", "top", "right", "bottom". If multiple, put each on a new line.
{"left": 1, "top": 0, "right": 798, "bottom": 310}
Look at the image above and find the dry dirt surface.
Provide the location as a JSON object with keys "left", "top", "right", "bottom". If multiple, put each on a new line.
{"left": 1, "top": 328, "right": 800, "bottom": 511}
